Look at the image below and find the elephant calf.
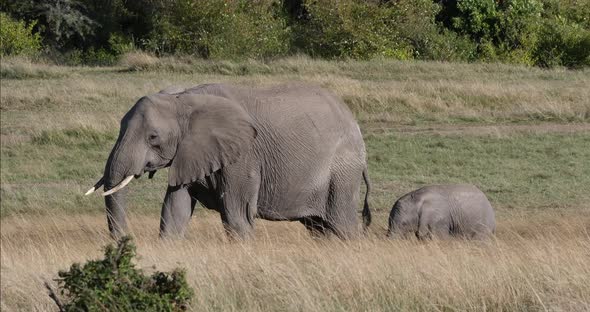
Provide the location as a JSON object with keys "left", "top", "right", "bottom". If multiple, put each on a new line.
{"left": 387, "top": 184, "right": 495, "bottom": 240}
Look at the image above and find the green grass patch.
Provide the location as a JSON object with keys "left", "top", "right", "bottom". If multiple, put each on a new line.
{"left": 32, "top": 127, "right": 116, "bottom": 148}
{"left": 366, "top": 131, "right": 590, "bottom": 211}
{"left": 1, "top": 59, "right": 589, "bottom": 218}
{"left": 2, "top": 126, "right": 588, "bottom": 217}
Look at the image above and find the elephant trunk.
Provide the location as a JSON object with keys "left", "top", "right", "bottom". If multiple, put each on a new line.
{"left": 103, "top": 141, "right": 136, "bottom": 238}
{"left": 105, "top": 185, "right": 129, "bottom": 238}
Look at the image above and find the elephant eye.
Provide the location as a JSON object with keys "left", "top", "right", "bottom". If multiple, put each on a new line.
{"left": 148, "top": 134, "right": 158, "bottom": 141}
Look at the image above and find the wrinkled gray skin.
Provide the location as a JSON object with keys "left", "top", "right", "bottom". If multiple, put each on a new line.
{"left": 387, "top": 185, "right": 495, "bottom": 240}
{"left": 97, "top": 83, "right": 371, "bottom": 239}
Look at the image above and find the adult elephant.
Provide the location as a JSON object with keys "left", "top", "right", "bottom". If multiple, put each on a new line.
{"left": 86, "top": 83, "right": 371, "bottom": 239}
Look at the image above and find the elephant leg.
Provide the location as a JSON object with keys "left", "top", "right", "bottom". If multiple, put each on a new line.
{"left": 431, "top": 225, "right": 451, "bottom": 240}
{"left": 324, "top": 174, "right": 361, "bottom": 239}
{"left": 219, "top": 170, "right": 260, "bottom": 241}
{"left": 220, "top": 204, "right": 256, "bottom": 240}
{"left": 416, "top": 212, "right": 434, "bottom": 240}
{"left": 159, "top": 185, "right": 197, "bottom": 239}
{"left": 417, "top": 215, "right": 450, "bottom": 240}
{"left": 468, "top": 222, "right": 494, "bottom": 240}
{"left": 300, "top": 216, "right": 330, "bottom": 238}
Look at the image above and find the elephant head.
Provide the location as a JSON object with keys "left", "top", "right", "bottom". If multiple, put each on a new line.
{"left": 387, "top": 195, "right": 420, "bottom": 239}
{"left": 86, "top": 90, "right": 257, "bottom": 237}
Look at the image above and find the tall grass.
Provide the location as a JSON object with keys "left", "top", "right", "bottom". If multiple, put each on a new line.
{"left": 1, "top": 57, "right": 589, "bottom": 310}
{"left": 1, "top": 213, "right": 589, "bottom": 311}
{"left": 2, "top": 56, "right": 589, "bottom": 133}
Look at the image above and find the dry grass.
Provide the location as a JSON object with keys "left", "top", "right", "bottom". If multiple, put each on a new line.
{"left": 0, "top": 57, "right": 67, "bottom": 80}
{"left": 2, "top": 211, "right": 589, "bottom": 311}
{"left": 118, "top": 51, "right": 160, "bottom": 71}
{"left": 2, "top": 57, "right": 590, "bottom": 310}
{"left": 2, "top": 56, "right": 589, "bottom": 138}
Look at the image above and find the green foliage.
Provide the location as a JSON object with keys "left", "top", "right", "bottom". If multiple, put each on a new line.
{"left": 534, "top": 0, "right": 590, "bottom": 68}
{"left": 541, "top": 0, "right": 590, "bottom": 28}
{"left": 498, "top": 0, "right": 543, "bottom": 64}
{"left": 2, "top": 0, "right": 590, "bottom": 67}
{"left": 453, "top": 0, "right": 501, "bottom": 43}
{"left": 1, "top": 0, "right": 96, "bottom": 50}
{"left": 298, "top": 0, "right": 407, "bottom": 59}
{"left": 387, "top": 0, "right": 477, "bottom": 62}
{"left": 0, "top": 12, "right": 42, "bottom": 56}
{"left": 534, "top": 17, "right": 590, "bottom": 68}
{"left": 53, "top": 236, "right": 193, "bottom": 311}
{"left": 38, "top": 0, "right": 96, "bottom": 49}
{"left": 147, "top": 0, "right": 291, "bottom": 59}
{"left": 297, "top": 0, "right": 474, "bottom": 61}
{"left": 451, "top": 0, "right": 542, "bottom": 63}
{"left": 444, "top": 0, "right": 590, "bottom": 67}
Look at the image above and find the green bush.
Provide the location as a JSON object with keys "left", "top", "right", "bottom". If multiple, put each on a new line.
{"left": 450, "top": 0, "right": 543, "bottom": 63}
{"left": 450, "top": 0, "right": 542, "bottom": 43}
{"left": 541, "top": 0, "right": 590, "bottom": 29}
{"left": 49, "top": 236, "right": 193, "bottom": 311}
{"left": 0, "top": 12, "right": 42, "bottom": 56}
{"left": 298, "top": 0, "right": 410, "bottom": 59}
{"left": 296, "top": 0, "right": 476, "bottom": 61}
{"left": 498, "top": 0, "right": 542, "bottom": 64}
{"left": 147, "top": 0, "right": 291, "bottom": 59}
{"left": 390, "top": 0, "right": 477, "bottom": 62}
{"left": 2, "top": 0, "right": 590, "bottom": 67}
{"left": 534, "top": 18, "right": 590, "bottom": 68}
{"left": 452, "top": 0, "right": 501, "bottom": 44}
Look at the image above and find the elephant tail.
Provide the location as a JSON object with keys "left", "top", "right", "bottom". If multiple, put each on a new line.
{"left": 362, "top": 167, "right": 372, "bottom": 229}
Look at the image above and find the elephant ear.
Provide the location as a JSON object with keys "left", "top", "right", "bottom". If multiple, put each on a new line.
{"left": 168, "top": 94, "right": 256, "bottom": 186}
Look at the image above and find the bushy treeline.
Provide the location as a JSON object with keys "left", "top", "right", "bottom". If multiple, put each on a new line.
{"left": 1, "top": 0, "right": 589, "bottom": 67}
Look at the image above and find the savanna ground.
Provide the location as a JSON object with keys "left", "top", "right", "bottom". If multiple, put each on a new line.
{"left": 1, "top": 55, "right": 590, "bottom": 311}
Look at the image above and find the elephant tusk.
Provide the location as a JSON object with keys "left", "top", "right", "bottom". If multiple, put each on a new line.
{"left": 85, "top": 187, "right": 97, "bottom": 196}
{"left": 84, "top": 177, "right": 105, "bottom": 195}
{"left": 102, "top": 175, "right": 134, "bottom": 196}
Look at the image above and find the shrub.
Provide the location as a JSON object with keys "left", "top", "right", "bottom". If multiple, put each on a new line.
{"left": 534, "top": 18, "right": 590, "bottom": 68}
{"left": 81, "top": 47, "right": 120, "bottom": 65}
{"left": 452, "top": 0, "right": 501, "bottom": 44}
{"left": 47, "top": 236, "right": 193, "bottom": 311}
{"left": 22, "top": 0, "right": 96, "bottom": 50}
{"left": 293, "top": 0, "right": 350, "bottom": 58}
{"left": 295, "top": 0, "right": 443, "bottom": 59}
{"left": 390, "top": 0, "right": 477, "bottom": 62}
{"left": 541, "top": 0, "right": 590, "bottom": 29}
{"left": 108, "top": 33, "right": 135, "bottom": 56}
{"left": 2, "top": 0, "right": 590, "bottom": 67}
{"left": 296, "top": 0, "right": 476, "bottom": 61}
{"left": 59, "top": 47, "right": 120, "bottom": 66}
{"left": 448, "top": 0, "right": 543, "bottom": 63}
{"left": 146, "top": 0, "right": 291, "bottom": 59}
{"left": 297, "top": 0, "right": 410, "bottom": 59}
{"left": 0, "top": 12, "right": 42, "bottom": 56}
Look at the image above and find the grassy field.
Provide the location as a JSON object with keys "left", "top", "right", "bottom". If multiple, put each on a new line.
{"left": 1, "top": 56, "right": 590, "bottom": 311}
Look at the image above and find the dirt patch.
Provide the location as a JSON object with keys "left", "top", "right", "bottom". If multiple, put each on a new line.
{"left": 364, "top": 122, "right": 590, "bottom": 136}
